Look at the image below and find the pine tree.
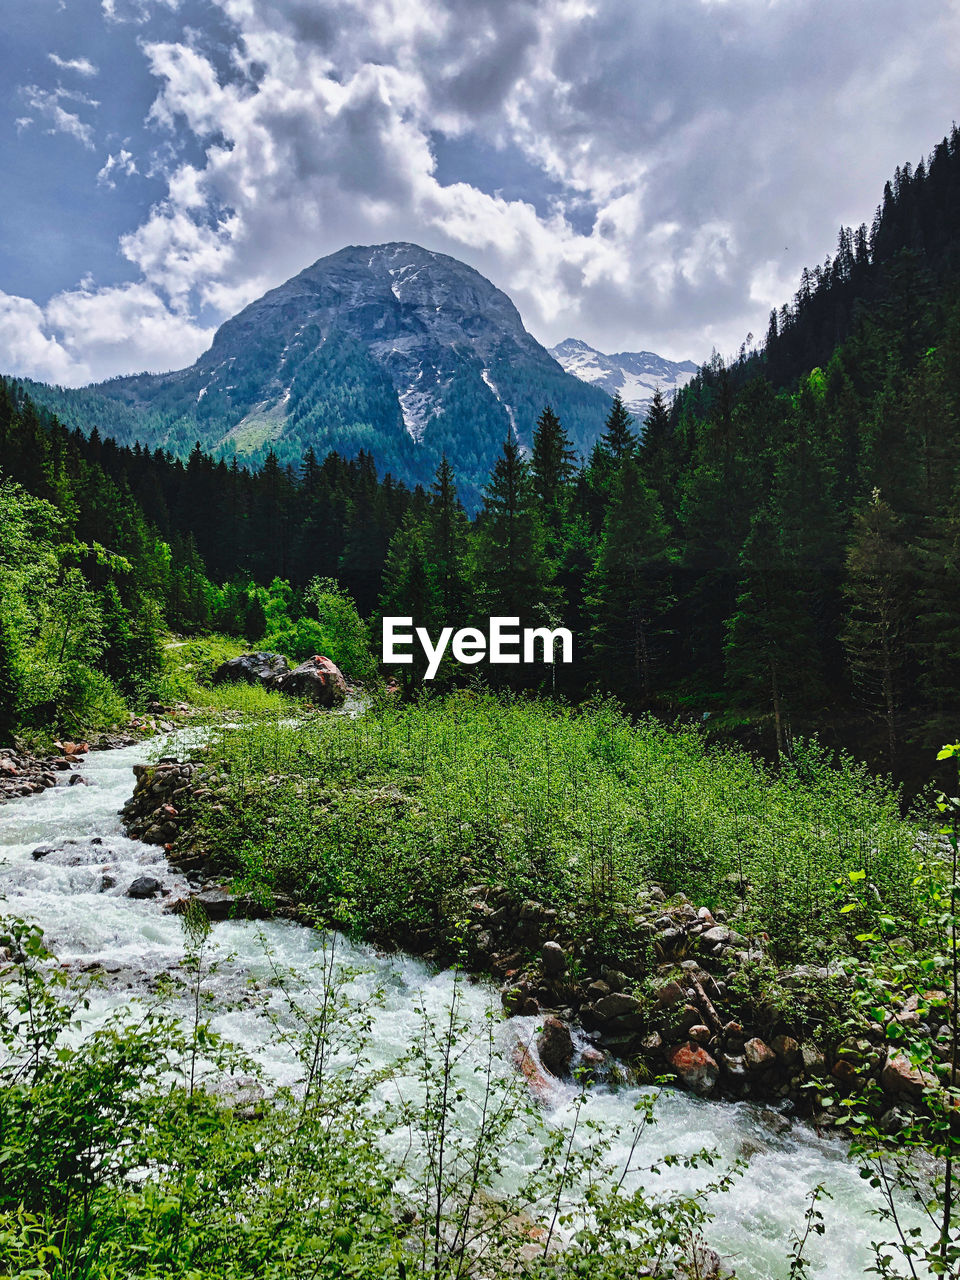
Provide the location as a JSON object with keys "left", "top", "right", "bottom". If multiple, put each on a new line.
{"left": 531, "top": 406, "right": 576, "bottom": 534}
{"left": 473, "top": 437, "right": 548, "bottom": 623}
{"left": 378, "top": 515, "right": 441, "bottom": 689}
{"left": 639, "top": 387, "right": 673, "bottom": 510}
{"left": 425, "top": 456, "right": 470, "bottom": 626}
{"left": 599, "top": 393, "right": 638, "bottom": 463}
{"left": 723, "top": 507, "right": 825, "bottom": 757}
{"left": 842, "top": 490, "right": 915, "bottom": 769}
{"left": 586, "top": 458, "right": 673, "bottom": 704}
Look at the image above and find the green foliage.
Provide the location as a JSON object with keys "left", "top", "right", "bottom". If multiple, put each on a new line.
{"left": 192, "top": 693, "right": 921, "bottom": 964}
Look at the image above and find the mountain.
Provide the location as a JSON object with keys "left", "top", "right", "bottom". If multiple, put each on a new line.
{"left": 549, "top": 338, "right": 698, "bottom": 415}
{"left": 23, "top": 244, "right": 611, "bottom": 508}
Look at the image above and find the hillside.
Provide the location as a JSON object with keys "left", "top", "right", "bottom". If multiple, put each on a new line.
{"left": 21, "top": 244, "right": 612, "bottom": 509}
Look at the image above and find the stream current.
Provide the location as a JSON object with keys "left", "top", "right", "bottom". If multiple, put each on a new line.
{"left": 0, "top": 736, "right": 920, "bottom": 1279}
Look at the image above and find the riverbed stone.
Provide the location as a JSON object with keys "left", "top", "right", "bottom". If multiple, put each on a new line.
{"left": 537, "top": 1016, "right": 574, "bottom": 1077}
{"left": 595, "top": 992, "right": 641, "bottom": 1021}
{"left": 666, "top": 1042, "right": 719, "bottom": 1095}
{"left": 127, "top": 876, "right": 163, "bottom": 899}
{"left": 881, "top": 1052, "right": 936, "bottom": 1100}
{"left": 744, "top": 1038, "right": 776, "bottom": 1071}
{"left": 541, "top": 941, "right": 566, "bottom": 977}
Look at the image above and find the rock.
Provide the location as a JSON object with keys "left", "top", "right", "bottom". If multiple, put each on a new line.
{"left": 771, "top": 1034, "right": 802, "bottom": 1068}
{"left": 31, "top": 845, "right": 58, "bottom": 860}
{"left": 801, "top": 1044, "right": 826, "bottom": 1074}
{"left": 881, "top": 1052, "right": 936, "bottom": 1100}
{"left": 211, "top": 651, "right": 290, "bottom": 688}
{"left": 721, "top": 1053, "right": 749, "bottom": 1082}
{"left": 127, "top": 876, "right": 163, "bottom": 899}
{"left": 744, "top": 1038, "right": 776, "bottom": 1071}
{"left": 654, "top": 979, "right": 686, "bottom": 1008}
{"left": 275, "top": 655, "right": 347, "bottom": 707}
{"left": 700, "top": 925, "right": 730, "bottom": 946}
{"left": 666, "top": 1042, "right": 720, "bottom": 1095}
{"left": 595, "top": 992, "right": 641, "bottom": 1021}
{"left": 586, "top": 979, "right": 611, "bottom": 1000}
{"left": 689, "top": 1024, "right": 712, "bottom": 1044}
{"left": 641, "top": 1031, "right": 662, "bottom": 1053}
{"left": 537, "top": 1016, "right": 575, "bottom": 1077}
{"left": 541, "top": 941, "right": 566, "bottom": 978}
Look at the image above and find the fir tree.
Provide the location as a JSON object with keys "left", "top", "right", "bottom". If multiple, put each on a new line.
{"left": 586, "top": 458, "right": 673, "bottom": 704}
{"left": 473, "top": 437, "right": 548, "bottom": 624}
{"left": 842, "top": 490, "right": 915, "bottom": 769}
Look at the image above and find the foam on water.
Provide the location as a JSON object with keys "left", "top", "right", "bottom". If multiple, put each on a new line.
{"left": 0, "top": 736, "right": 920, "bottom": 1278}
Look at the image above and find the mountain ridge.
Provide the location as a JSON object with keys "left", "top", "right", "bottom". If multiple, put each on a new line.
{"left": 549, "top": 337, "right": 698, "bottom": 415}
{"left": 18, "top": 243, "right": 615, "bottom": 507}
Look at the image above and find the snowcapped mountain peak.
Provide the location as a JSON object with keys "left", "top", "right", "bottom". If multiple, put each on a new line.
{"left": 549, "top": 338, "right": 699, "bottom": 416}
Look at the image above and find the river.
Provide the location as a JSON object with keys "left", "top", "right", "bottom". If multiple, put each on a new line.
{"left": 0, "top": 735, "right": 920, "bottom": 1279}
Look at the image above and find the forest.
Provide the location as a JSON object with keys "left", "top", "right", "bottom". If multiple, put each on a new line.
{"left": 4, "top": 128, "right": 960, "bottom": 789}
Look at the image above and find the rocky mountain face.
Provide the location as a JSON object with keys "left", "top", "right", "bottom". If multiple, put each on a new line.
{"left": 550, "top": 338, "right": 698, "bottom": 416}
{"left": 36, "top": 244, "right": 611, "bottom": 507}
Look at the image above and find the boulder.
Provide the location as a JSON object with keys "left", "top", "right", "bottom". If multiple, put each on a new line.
{"left": 666, "top": 1042, "right": 720, "bottom": 1095}
{"left": 127, "top": 875, "right": 163, "bottom": 899}
{"left": 537, "top": 1016, "right": 575, "bottom": 1077}
{"left": 881, "top": 1052, "right": 936, "bottom": 1100}
{"left": 771, "top": 1034, "right": 802, "bottom": 1068}
{"left": 744, "top": 1038, "right": 776, "bottom": 1071}
{"left": 275, "top": 655, "right": 347, "bottom": 707}
{"left": 595, "top": 992, "right": 641, "bottom": 1021}
{"left": 211, "top": 651, "right": 290, "bottom": 688}
{"left": 541, "top": 940, "right": 566, "bottom": 978}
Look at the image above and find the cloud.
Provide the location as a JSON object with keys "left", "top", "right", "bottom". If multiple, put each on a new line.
{"left": 0, "top": 282, "right": 213, "bottom": 384}
{"left": 48, "top": 54, "right": 99, "bottom": 76}
{"left": 19, "top": 84, "right": 98, "bottom": 149}
{"left": 9, "top": 0, "right": 960, "bottom": 383}
{"left": 97, "top": 148, "right": 139, "bottom": 187}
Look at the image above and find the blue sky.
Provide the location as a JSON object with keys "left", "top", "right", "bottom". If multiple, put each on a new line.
{"left": 2, "top": 0, "right": 959, "bottom": 384}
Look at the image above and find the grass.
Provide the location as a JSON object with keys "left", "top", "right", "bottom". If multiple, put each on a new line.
{"left": 155, "top": 633, "right": 303, "bottom": 722}
{"left": 188, "top": 690, "right": 927, "bottom": 966}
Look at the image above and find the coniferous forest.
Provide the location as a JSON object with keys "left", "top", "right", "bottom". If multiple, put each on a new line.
{"left": 4, "top": 129, "right": 960, "bottom": 786}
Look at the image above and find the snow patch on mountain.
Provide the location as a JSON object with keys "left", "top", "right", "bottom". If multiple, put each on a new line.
{"left": 481, "top": 367, "right": 520, "bottom": 443}
{"left": 550, "top": 338, "right": 699, "bottom": 416}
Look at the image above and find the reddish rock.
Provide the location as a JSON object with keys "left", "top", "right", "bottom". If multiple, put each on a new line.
{"left": 666, "top": 1042, "right": 719, "bottom": 1095}
{"left": 771, "top": 1034, "right": 802, "bottom": 1068}
{"left": 881, "top": 1052, "right": 936, "bottom": 1100}
{"left": 276, "top": 655, "right": 347, "bottom": 707}
{"left": 744, "top": 1038, "right": 776, "bottom": 1070}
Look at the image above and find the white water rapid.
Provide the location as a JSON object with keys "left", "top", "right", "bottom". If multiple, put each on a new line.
{"left": 0, "top": 737, "right": 921, "bottom": 1279}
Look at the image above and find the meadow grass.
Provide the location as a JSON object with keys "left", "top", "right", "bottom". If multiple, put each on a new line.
{"left": 191, "top": 691, "right": 926, "bottom": 964}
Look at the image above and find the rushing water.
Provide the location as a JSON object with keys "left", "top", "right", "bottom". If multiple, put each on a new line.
{"left": 0, "top": 737, "right": 919, "bottom": 1279}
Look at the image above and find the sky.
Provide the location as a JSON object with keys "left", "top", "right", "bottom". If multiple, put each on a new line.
{"left": 1, "top": 0, "right": 959, "bottom": 386}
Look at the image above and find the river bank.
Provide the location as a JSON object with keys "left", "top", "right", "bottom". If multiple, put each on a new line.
{"left": 115, "top": 712, "right": 950, "bottom": 1140}
{"left": 0, "top": 728, "right": 938, "bottom": 1279}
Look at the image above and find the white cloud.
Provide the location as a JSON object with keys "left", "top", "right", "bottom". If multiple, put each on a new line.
{"left": 97, "top": 148, "right": 139, "bottom": 187}
{"left": 12, "top": 0, "right": 960, "bottom": 380}
{"left": 0, "top": 283, "right": 213, "bottom": 385}
{"left": 0, "top": 293, "right": 90, "bottom": 384}
{"left": 19, "top": 85, "right": 98, "bottom": 149}
{"left": 48, "top": 54, "right": 99, "bottom": 76}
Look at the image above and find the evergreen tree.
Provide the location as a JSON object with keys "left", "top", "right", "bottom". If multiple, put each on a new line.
{"left": 425, "top": 456, "right": 470, "bottom": 626}
{"left": 473, "top": 437, "right": 548, "bottom": 624}
{"left": 842, "top": 491, "right": 915, "bottom": 769}
{"left": 531, "top": 406, "right": 576, "bottom": 535}
{"left": 586, "top": 458, "right": 673, "bottom": 704}
{"left": 723, "top": 507, "right": 825, "bottom": 757}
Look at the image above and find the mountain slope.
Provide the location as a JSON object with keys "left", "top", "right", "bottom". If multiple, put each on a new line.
{"left": 550, "top": 338, "right": 698, "bottom": 415}
{"left": 23, "top": 244, "right": 611, "bottom": 507}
